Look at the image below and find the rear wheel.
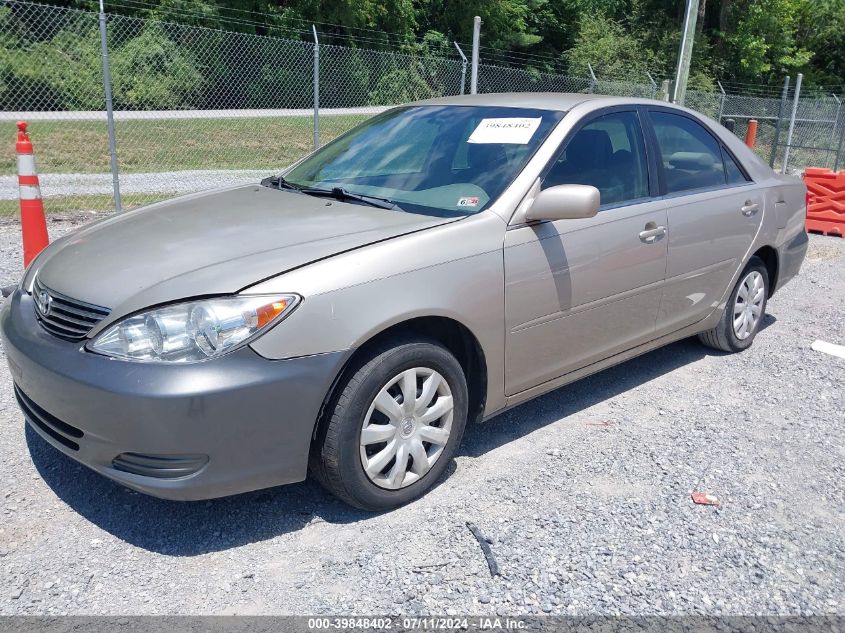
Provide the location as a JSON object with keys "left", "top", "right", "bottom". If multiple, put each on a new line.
{"left": 698, "top": 256, "right": 769, "bottom": 353}
{"left": 312, "top": 338, "right": 468, "bottom": 511}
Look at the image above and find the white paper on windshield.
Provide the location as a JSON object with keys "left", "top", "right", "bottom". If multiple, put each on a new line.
{"left": 468, "top": 117, "right": 542, "bottom": 144}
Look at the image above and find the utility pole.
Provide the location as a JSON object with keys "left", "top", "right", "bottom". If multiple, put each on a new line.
{"left": 672, "top": 0, "right": 700, "bottom": 105}
{"left": 470, "top": 16, "right": 481, "bottom": 95}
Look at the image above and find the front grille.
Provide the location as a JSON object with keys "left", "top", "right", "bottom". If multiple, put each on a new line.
{"left": 15, "top": 385, "right": 83, "bottom": 451}
{"left": 32, "top": 277, "right": 110, "bottom": 340}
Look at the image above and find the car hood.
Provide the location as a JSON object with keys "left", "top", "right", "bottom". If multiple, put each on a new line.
{"left": 34, "top": 184, "right": 456, "bottom": 324}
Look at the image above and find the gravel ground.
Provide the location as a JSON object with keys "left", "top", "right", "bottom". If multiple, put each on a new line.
{"left": 0, "top": 215, "right": 843, "bottom": 617}
{"left": 0, "top": 171, "right": 273, "bottom": 200}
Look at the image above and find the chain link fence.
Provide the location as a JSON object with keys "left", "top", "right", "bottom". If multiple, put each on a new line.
{"left": 1, "top": 2, "right": 111, "bottom": 213}
{"left": 2, "top": 0, "right": 844, "bottom": 215}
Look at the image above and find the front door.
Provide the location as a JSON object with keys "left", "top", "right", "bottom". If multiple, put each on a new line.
{"left": 645, "top": 109, "right": 765, "bottom": 335}
{"left": 503, "top": 109, "right": 668, "bottom": 395}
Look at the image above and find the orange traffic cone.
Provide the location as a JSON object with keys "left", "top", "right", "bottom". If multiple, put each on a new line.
{"left": 16, "top": 121, "right": 49, "bottom": 268}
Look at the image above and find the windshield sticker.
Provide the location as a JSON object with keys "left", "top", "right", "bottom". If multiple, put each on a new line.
{"left": 457, "top": 196, "right": 480, "bottom": 207}
{"left": 468, "top": 117, "right": 542, "bottom": 144}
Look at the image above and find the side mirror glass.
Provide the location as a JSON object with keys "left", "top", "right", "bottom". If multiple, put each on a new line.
{"left": 525, "top": 184, "right": 600, "bottom": 222}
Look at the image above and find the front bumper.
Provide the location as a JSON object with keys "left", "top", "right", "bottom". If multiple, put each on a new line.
{"left": 0, "top": 290, "right": 347, "bottom": 500}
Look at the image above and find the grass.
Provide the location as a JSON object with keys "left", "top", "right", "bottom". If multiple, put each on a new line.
{"left": 0, "top": 114, "right": 367, "bottom": 176}
{"left": 0, "top": 114, "right": 367, "bottom": 215}
{"left": 0, "top": 193, "right": 168, "bottom": 217}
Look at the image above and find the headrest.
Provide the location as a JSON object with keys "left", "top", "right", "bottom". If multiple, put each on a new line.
{"left": 668, "top": 151, "right": 715, "bottom": 171}
{"left": 467, "top": 143, "right": 509, "bottom": 170}
{"left": 566, "top": 129, "right": 613, "bottom": 167}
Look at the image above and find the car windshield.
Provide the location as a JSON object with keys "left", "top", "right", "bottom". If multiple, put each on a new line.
{"left": 282, "top": 105, "right": 565, "bottom": 216}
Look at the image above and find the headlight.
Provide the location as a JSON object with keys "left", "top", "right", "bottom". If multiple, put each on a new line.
{"left": 89, "top": 294, "right": 300, "bottom": 363}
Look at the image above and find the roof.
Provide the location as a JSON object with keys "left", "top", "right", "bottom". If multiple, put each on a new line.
{"left": 409, "top": 92, "right": 614, "bottom": 111}
{"left": 401, "top": 92, "right": 776, "bottom": 182}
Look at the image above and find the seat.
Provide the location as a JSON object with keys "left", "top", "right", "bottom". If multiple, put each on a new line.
{"left": 665, "top": 151, "right": 724, "bottom": 191}
{"left": 467, "top": 143, "right": 511, "bottom": 191}
{"left": 609, "top": 149, "right": 636, "bottom": 200}
{"left": 546, "top": 129, "right": 626, "bottom": 203}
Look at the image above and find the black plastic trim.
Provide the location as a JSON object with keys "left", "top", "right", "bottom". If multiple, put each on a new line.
{"left": 15, "top": 385, "right": 82, "bottom": 451}
{"left": 112, "top": 453, "right": 209, "bottom": 479}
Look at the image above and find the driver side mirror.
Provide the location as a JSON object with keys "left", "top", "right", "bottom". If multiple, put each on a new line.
{"left": 525, "top": 184, "right": 600, "bottom": 222}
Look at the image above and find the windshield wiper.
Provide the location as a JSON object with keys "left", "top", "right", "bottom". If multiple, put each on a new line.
{"left": 298, "top": 186, "right": 399, "bottom": 210}
{"left": 262, "top": 178, "right": 399, "bottom": 210}
{"left": 261, "top": 175, "right": 303, "bottom": 191}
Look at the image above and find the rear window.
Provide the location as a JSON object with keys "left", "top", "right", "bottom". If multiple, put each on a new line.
{"left": 722, "top": 146, "right": 750, "bottom": 185}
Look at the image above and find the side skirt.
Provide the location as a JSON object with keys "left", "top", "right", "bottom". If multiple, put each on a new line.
{"left": 484, "top": 310, "right": 722, "bottom": 420}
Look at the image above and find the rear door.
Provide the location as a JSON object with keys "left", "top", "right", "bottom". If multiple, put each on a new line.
{"left": 644, "top": 108, "right": 764, "bottom": 335}
{"left": 504, "top": 107, "right": 668, "bottom": 395}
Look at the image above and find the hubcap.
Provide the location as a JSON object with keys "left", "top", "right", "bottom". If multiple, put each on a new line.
{"left": 359, "top": 367, "right": 454, "bottom": 490}
{"left": 733, "top": 270, "right": 765, "bottom": 340}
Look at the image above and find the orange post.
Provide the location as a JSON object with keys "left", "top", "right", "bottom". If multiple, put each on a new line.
{"left": 16, "top": 121, "right": 49, "bottom": 267}
{"left": 744, "top": 119, "right": 758, "bottom": 149}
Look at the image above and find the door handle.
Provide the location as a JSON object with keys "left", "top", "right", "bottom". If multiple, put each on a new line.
{"left": 639, "top": 225, "right": 667, "bottom": 243}
{"left": 741, "top": 201, "right": 760, "bottom": 216}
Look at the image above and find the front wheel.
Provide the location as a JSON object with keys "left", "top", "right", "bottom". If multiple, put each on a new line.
{"left": 311, "top": 338, "right": 468, "bottom": 511}
{"left": 698, "top": 256, "right": 769, "bottom": 353}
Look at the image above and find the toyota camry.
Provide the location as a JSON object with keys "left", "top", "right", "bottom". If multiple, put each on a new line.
{"left": 1, "top": 93, "right": 808, "bottom": 510}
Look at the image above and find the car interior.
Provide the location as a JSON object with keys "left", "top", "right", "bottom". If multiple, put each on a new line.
{"left": 545, "top": 129, "right": 635, "bottom": 204}
{"left": 663, "top": 150, "right": 726, "bottom": 191}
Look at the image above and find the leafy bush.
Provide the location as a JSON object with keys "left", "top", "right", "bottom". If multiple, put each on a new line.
{"left": 246, "top": 63, "right": 313, "bottom": 109}
{"left": 110, "top": 24, "right": 204, "bottom": 109}
{"left": 320, "top": 47, "right": 371, "bottom": 107}
{"left": 0, "top": 15, "right": 104, "bottom": 111}
{"left": 0, "top": 9, "right": 204, "bottom": 111}
{"left": 565, "top": 13, "right": 660, "bottom": 82}
{"left": 368, "top": 66, "right": 436, "bottom": 105}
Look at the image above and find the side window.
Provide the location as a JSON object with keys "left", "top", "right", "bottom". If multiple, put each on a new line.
{"left": 543, "top": 111, "right": 649, "bottom": 206}
{"left": 650, "top": 111, "right": 726, "bottom": 194}
{"left": 722, "top": 146, "right": 750, "bottom": 185}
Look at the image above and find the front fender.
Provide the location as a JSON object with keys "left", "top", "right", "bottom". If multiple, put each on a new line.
{"left": 247, "top": 211, "right": 508, "bottom": 414}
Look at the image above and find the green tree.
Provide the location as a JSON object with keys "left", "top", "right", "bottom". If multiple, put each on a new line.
{"left": 565, "top": 12, "right": 660, "bottom": 81}
{"left": 8, "top": 0, "right": 845, "bottom": 96}
{"left": 721, "top": 0, "right": 812, "bottom": 81}
{"left": 416, "top": 0, "right": 542, "bottom": 49}
{"left": 797, "top": 0, "right": 845, "bottom": 87}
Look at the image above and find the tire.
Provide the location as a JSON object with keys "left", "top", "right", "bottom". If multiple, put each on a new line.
{"left": 698, "top": 256, "right": 769, "bottom": 353}
{"left": 311, "top": 337, "right": 468, "bottom": 511}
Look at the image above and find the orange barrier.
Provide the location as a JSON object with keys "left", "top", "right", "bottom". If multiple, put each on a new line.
{"left": 804, "top": 167, "right": 845, "bottom": 237}
{"left": 16, "top": 121, "right": 49, "bottom": 266}
{"left": 744, "top": 119, "right": 758, "bottom": 149}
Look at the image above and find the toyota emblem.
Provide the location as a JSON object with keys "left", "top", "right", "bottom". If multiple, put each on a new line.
{"left": 37, "top": 290, "right": 52, "bottom": 317}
